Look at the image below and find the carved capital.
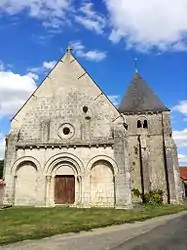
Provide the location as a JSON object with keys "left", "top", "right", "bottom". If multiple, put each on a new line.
{"left": 77, "top": 175, "right": 82, "bottom": 182}
{"left": 46, "top": 175, "right": 52, "bottom": 182}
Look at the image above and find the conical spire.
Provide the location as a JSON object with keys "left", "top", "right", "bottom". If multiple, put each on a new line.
{"left": 118, "top": 72, "right": 169, "bottom": 113}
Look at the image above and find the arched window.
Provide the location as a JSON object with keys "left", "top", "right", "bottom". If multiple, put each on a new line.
{"left": 137, "top": 120, "right": 142, "bottom": 128}
{"left": 143, "top": 120, "right": 148, "bottom": 129}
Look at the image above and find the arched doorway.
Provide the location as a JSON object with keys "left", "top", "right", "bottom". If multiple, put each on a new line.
{"left": 44, "top": 153, "right": 83, "bottom": 206}
{"left": 14, "top": 161, "right": 38, "bottom": 205}
{"left": 54, "top": 165, "right": 76, "bottom": 204}
{"left": 90, "top": 160, "right": 115, "bottom": 207}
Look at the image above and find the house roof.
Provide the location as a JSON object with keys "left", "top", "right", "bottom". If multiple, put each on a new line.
{"left": 118, "top": 72, "right": 170, "bottom": 113}
{"left": 180, "top": 167, "right": 187, "bottom": 180}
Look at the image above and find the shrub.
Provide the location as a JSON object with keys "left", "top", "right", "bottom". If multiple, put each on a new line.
{"left": 132, "top": 188, "right": 164, "bottom": 205}
{"left": 143, "top": 190, "right": 163, "bottom": 205}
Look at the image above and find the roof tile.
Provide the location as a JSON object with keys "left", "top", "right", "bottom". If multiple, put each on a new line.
{"left": 119, "top": 72, "right": 169, "bottom": 113}
{"left": 180, "top": 167, "right": 187, "bottom": 180}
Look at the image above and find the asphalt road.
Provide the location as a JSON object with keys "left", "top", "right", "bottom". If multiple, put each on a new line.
{"left": 113, "top": 214, "right": 187, "bottom": 250}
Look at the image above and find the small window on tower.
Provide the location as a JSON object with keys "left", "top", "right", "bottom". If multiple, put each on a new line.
{"left": 137, "top": 120, "right": 142, "bottom": 128}
{"left": 143, "top": 120, "right": 148, "bottom": 129}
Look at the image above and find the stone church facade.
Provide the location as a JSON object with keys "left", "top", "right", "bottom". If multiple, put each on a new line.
{"left": 3, "top": 49, "right": 182, "bottom": 208}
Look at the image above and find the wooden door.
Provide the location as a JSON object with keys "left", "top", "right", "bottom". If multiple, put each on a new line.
{"left": 55, "top": 175, "right": 75, "bottom": 204}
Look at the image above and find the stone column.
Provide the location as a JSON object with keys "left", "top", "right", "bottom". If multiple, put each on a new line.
{"left": 113, "top": 125, "right": 132, "bottom": 209}
{"left": 115, "top": 173, "right": 132, "bottom": 209}
{"left": 45, "top": 176, "right": 52, "bottom": 206}
{"left": 164, "top": 141, "right": 183, "bottom": 204}
{"left": 76, "top": 175, "right": 83, "bottom": 206}
{"left": 3, "top": 175, "right": 16, "bottom": 205}
{"left": 3, "top": 131, "right": 19, "bottom": 205}
{"left": 162, "top": 111, "right": 183, "bottom": 204}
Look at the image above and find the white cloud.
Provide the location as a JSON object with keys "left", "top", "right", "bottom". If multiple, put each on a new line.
{"left": 0, "top": 66, "right": 37, "bottom": 117}
{"left": 29, "top": 60, "right": 57, "bottom": 74}
{"left": 75, "top": 1, "right": 106, "bottom": 34}
{"left": 172, "top": 100, "right": 187, "bottom": 165}
{"left": 0, "top": 59, "right": 56, "bottom": 158}
{"left": 43, "top": 61, "right": 56, "bottom": 70}
{"left": 108, "top": 95, "right": 120, "bottom": 106}
{"left": 173, "top": 129, "right": 187, "bottom": 148}
{"left": 70, "top": 41, "right": 107, "bottom": 62}
{"left": 0, "top": 0, "right": 71, "bottom": 30}
{"left": 77, "top": 50, "right": 106, "bottom": 62}
{"left": 178, "top": 154, "right": 187, "bottom": 166}
{"left": 173, "top": 128, "right": 187, "bottom": 166}
{"left": 27, "top": 72, "right": 39, "bottom": 80}
{"left": 104, "top": 0, "right": 187, "bottom": 52}
{"left": 173, "top": 100, "right": 187, "bottom": 116}
{"left": 0, "top": 61, "right": 4, "bottom": 71}
{"left": 0, "top": 62, "right": 38, "bottom": 158}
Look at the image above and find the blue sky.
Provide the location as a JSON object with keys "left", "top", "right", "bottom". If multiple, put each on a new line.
{"left": 0, "top": 0, "right": 187, "bottom": 164}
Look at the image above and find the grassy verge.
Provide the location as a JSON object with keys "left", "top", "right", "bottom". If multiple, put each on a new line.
{"left": 0, "top": 205, "right": 187, "bottom": 245}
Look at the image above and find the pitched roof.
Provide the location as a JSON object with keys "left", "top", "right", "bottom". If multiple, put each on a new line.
{"left": 180, "top": 167, "right": 187, "bottom": 180}
{"left": 11, "top": 47, "right": 119, "bottom": 124}
{"left": 118, "top": 72, "right": 170, "bottom": 113}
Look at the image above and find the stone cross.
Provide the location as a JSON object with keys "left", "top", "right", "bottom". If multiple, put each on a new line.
{"left": 66, "top": 46, "right": 73, "bottom": 53}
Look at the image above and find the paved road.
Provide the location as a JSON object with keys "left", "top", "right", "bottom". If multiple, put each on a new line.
{"left": 1, "top": 212, "right": 187, "bottom": 250}
{"left": 113, "top": 214, "right": 187, "bottom": 250}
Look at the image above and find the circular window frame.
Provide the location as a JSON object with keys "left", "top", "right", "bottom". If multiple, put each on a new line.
{"left": 58, "top": 123, "right": 75, "bottom": 140}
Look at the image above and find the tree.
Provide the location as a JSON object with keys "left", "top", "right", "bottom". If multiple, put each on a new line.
{"left": 0, "top": 160, "right": 4, "bottom": 179}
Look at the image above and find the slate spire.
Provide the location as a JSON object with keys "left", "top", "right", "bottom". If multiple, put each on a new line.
{"left": 118, "top": 72, "right": 169, "bottom": 113}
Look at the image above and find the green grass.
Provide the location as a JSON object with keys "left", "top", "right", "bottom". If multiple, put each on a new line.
{"left": 0, "top": 205, "right": 187, "bottom": 245}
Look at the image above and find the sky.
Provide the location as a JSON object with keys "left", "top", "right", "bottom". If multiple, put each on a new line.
{"left": 0, "top": 0, "right": 187, "bottom": 165}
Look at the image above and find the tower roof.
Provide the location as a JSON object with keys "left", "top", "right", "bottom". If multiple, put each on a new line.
{"left": 118, "top": 72, "right": 169, "bottom": 113}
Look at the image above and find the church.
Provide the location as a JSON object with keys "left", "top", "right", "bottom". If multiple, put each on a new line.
{"left": 3, "top": 48, "right": 182, "bottom": 208}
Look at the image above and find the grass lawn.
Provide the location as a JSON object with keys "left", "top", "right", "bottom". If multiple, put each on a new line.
{"left": 0, "top": 205, "right": 187, "bottom": 245}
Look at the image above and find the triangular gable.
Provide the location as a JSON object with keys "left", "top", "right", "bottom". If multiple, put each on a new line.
{"left": 11, "top": 50, "right": 120, "bottom": 128}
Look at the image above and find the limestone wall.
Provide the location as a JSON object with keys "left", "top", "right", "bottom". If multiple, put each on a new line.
{"left": 124, "top": 112, "right": 168, "bottom": 200}
{"left": 3, "top": 145, "right": 127, "bottom": 207}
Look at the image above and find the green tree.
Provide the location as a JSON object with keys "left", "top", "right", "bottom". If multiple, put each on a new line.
{"left": 0, "top": 160, "right": 4, "bottom": 179}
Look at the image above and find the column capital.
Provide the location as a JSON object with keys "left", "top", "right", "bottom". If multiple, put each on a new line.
{"left": 46, "top": 175, "right": 52, "bottom": 181}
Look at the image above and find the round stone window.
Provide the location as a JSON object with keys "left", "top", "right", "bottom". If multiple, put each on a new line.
{"left": 58, "top": 123, "right": 74, "bottom": 140}
{"left": 63, "top": 127, "right": 70, "bottom": 135}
